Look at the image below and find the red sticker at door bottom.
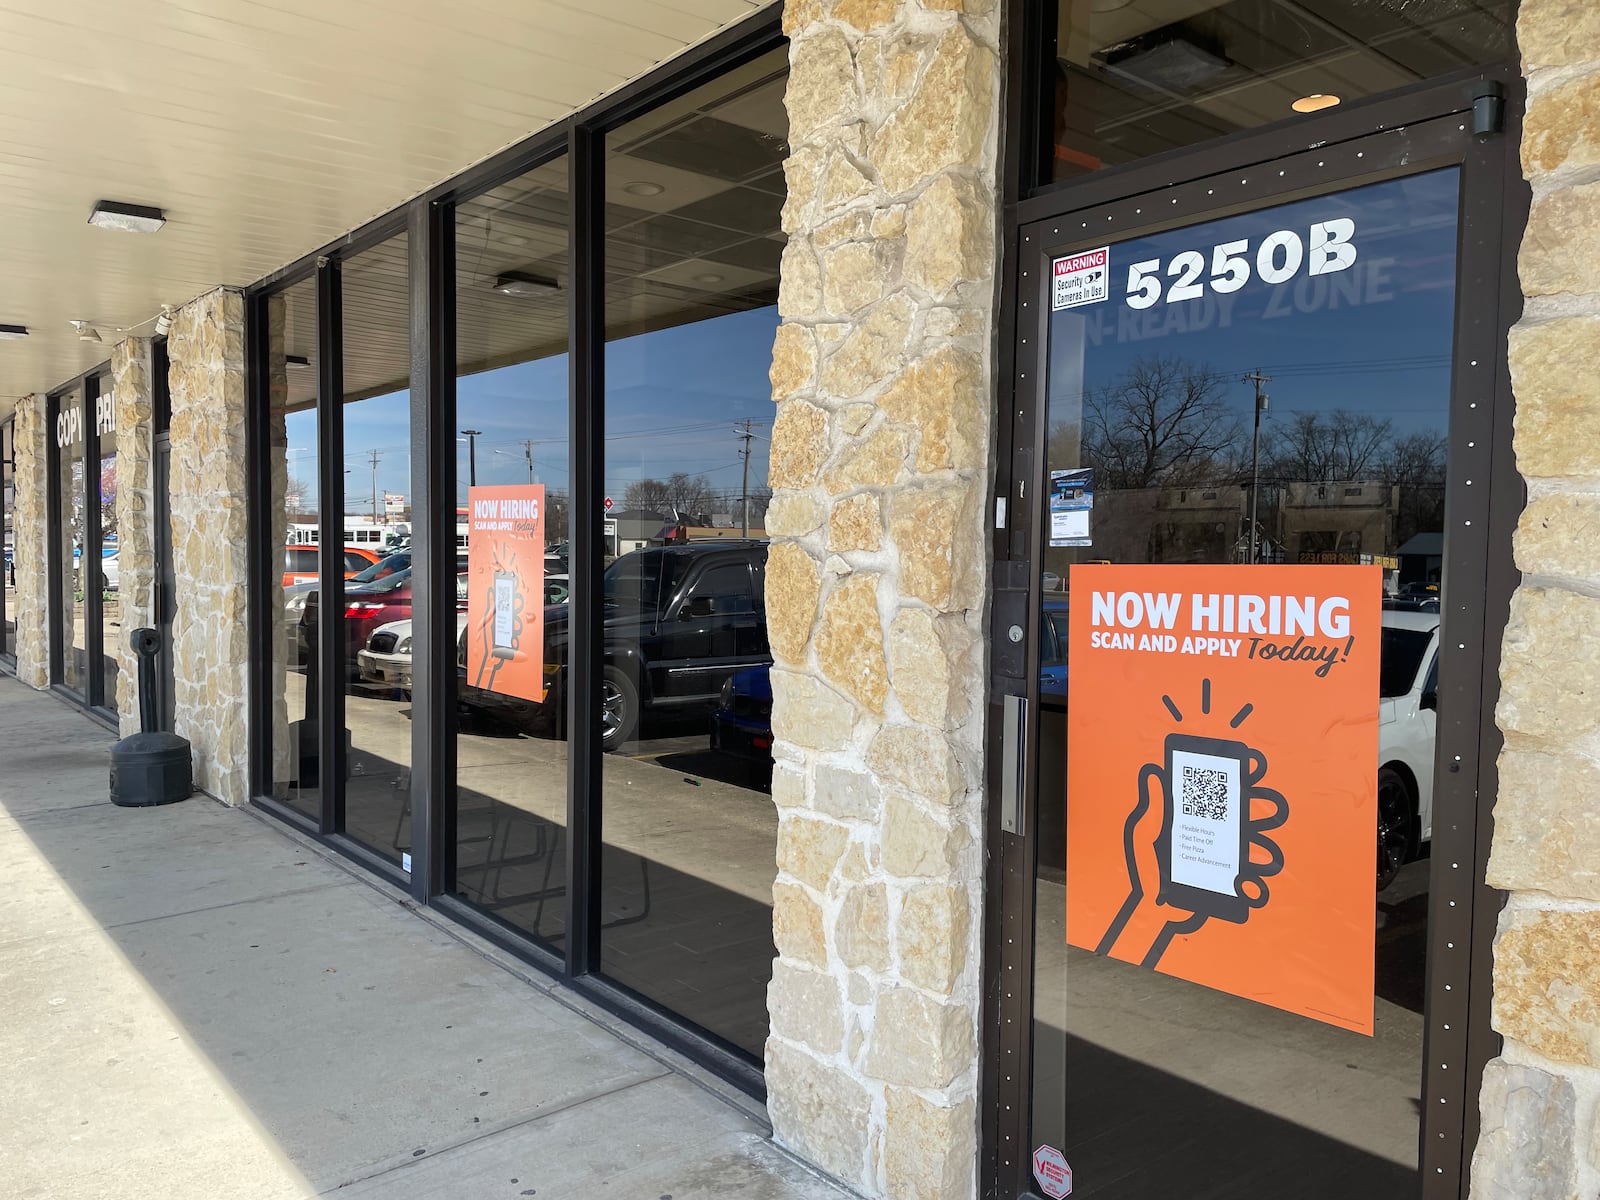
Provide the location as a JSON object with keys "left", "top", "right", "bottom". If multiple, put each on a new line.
{"left": 1033, "top": 1145, "right": 1073, "bottom": 1197}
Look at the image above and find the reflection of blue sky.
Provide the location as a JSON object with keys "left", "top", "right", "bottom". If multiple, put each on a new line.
{"left": 288, "top": 305, "right": 778, "bottom": 512}
{"left": 1047, "top": 169, "right": 1461, "bottom": 440}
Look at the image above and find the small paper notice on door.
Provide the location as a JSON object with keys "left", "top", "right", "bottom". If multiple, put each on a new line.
{"left": 1049, "top": 468, "right": 1094, "bottom": 547}
{"left": 1052, "top": 248, "right": 1109, "bottom": 311}
{"left": 1052, "top": 508, "right": 1090, "bottom": 543}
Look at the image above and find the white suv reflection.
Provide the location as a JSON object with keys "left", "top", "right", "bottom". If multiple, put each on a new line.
{"left": 1378, "top": 611, "right": 1440, "bottom": 888}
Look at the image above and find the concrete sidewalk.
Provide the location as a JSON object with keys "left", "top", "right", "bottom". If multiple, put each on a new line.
{"left": 0, "top": 675, "right": 848, "bottom": 1200}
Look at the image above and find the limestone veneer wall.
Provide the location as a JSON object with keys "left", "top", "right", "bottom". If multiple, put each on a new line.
{"left": 110, "top": 338, "right": 157, "bottom": 736}
{"left": 1471, "top": 3, "right": 1600, "bottom": 1197}
{"left": 764, "top": 2, "right": 1001, "bottom": 1197}
{"left": 167, "top": 288, "right": 252, "bottom": 804}
{"left": 11, "top": 393, "right": 50, "bottom": 688}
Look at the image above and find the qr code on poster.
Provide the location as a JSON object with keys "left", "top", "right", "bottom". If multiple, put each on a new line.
{"left": 1181, "top": 765, "right": 1231, "bottom": 820}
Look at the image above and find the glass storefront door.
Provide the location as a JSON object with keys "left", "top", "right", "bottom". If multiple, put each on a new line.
{"left": 990, "top": 98, "right": 1518, "bottom": 1200}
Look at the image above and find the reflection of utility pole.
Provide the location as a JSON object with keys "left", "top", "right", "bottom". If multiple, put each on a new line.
{"left": 736, "top": 419, "right": 755, "bottom": 538}
{"left": 461, "top": 429, "right": 482, "bottom": 487}
{"left": 368, "top": 449, "right": 382, "bottom": 525}
{"left": 1243, "top": 370, "right": 1271, "bottom": 564}
{"left": 520, "top": 439, "right": 536, "bottom": 484}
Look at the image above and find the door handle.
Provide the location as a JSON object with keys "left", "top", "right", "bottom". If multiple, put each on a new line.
{"left": 1001, "top": 693, "right": 1028, "bottom": 835}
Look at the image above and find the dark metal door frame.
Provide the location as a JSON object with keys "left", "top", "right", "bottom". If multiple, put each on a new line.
{"left": 982, "top": 67, "right": 1526, "bottom": 1199}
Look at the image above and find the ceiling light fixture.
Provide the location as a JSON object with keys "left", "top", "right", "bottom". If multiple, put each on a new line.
{"left": 492, "top": 271, "right": 561, "bottom": 297}
{"left": 1292, "top": 93, "right": 1341, "bottom": 113}
{"left": 70, "top": 320, "right": 102, "bottom": 343}
{"left": 622, "top": 181, "right": 665, "bottom": 197}
{"left": 87, "top": 199, "right": 167, "bottom": 234}
{"left": 694, "top": 273, "right": 726, "bottom": 285}
{"left": 0, "top": 325, "right": 28, "bottom": 340}
{"left": 286, "top": 354, "right": 311, "bottom": 369}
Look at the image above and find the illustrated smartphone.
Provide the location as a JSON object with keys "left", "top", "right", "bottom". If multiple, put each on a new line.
{"left": 492, "top": 571, "right": 517, "bottom": 659}
{"left": 1156, "top": 732, "right": 1252, "bottom": 924}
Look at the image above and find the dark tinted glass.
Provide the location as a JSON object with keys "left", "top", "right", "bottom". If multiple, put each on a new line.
{"left": 339, "top": 232, "right": 412, "bottom": 866}
{"left": 1030, "top": 169, "right": 1458, "bottom": 1196}
{"left": 3, "top": 418, "right": 15, "bottom": 659}
{"left": 449, "top": 154, "right": 572, "bottom": 950}
{"left": 599, "top": 47, "right": 787, "bottom": 1057}
{"left": 93, "top": 381, "right": 119, "bottom": 710}
{"left": 1040, "top": 0, "right": 1514, "bottom": 184}
{"left": 55, "top": 389, "right": 86, "bottom": 692}
{"left": 266, "top": 276, "right": 319, "bottom": 817}
{"left": 1379, "top": 626, "right": 1434, "bottom": 698}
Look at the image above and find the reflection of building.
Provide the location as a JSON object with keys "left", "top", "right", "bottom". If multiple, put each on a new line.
{"left": 1278, "top": 480, "right": 1395, "bottom": 564}
{"left": 1397, "top": 531, "right": 1444, "bottom": 588}
{"left": 1149, "top": 483, "right": 1247, "bottom": 563}
{"left": 608, "top": 507, "right": 671, "bottom": 555}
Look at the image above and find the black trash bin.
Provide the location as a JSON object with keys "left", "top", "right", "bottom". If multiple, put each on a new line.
{"left": 110, "top": 627, "right": 193, "bottom": 807}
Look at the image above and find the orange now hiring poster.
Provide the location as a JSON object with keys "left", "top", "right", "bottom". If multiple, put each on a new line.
{"left": 1066, "top": 564, "right": 1381, "bottom": 1034}
{"left": 466, "top": 485, "right": 546, "bottom": 704}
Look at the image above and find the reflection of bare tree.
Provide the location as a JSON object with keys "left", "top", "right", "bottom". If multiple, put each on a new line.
{"left": 100, "top": 459, "right": 118, "bottom": 542}
{"left": 284, "top": 474, "right": 312, "bottom": 521}
{"left": 624, "top": 478, "right": 671, "bottom": 511}
{"left": 1382, "top": 429, "right": 1447, "bottom": 550}
{"left": 546, "top": 488, "right": 570, "bottom": 544}
{"left": 1083, "top": 355, "right": 1240, "bottom": 489}
{"left": 1264, "top": 411, "right": 1392, "bottom": 482}
{"left": 624, "top": 472, "right": 715, "bottom": 519}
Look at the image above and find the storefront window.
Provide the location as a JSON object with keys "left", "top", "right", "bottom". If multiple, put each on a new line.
{"left": 267, "top": 277, "right": 320, "bottom": 818}
{"left": 2, "top": 417, "right": 14, "bottom": 661}
{"left": 599, "top": 48, "right": 788, "bottom": 1056}
{"left": 55, "top": 388, "right": 87, "bottom": 693}
{"left": 94, "top": 381, "right": 119, "bottom": 709}
{"left": 451, "top": 156, "right": 573, "bottom": 947}
{"left": 1038, "top": 0, "right": 1514, "bottom": 184}
{"left": 1030, "top": 169, "right": 1460, "bottom": 1193}
{"left": 338, "top": 233, "right": 413, "bottom": 865}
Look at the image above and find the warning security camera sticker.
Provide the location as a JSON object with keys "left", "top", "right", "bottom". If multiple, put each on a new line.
{"left": 1051, "top": 247, "right": 1110, "bottom": 310}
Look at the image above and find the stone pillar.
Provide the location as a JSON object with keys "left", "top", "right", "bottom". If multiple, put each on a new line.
{"left": 11, "top": 393, "right": 51, "bottom": 688}
{"left": 765, "top": 3, "right": 1000, "bottom": 1197}
{"left": 110, "top": 338, "right": 157, "bottom": 737}
{"left": 1472, "top": 5, "right": 1600, "bottom": 1198}
{"left": 167, "top": 288, "right": 252, "bottom": 805}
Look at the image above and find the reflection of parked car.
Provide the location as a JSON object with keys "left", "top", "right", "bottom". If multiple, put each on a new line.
{"left": 286, "top": 552, "right": 414, "bottom": 661}
{"left": 102, "top": 550, "right": 120, "bottom": 591}
{"left": 1385, "top": 581, "right": 1441, "bottom": 614}
{"left": 1378, "top": 611, "right": 1440, "bottom": 888}
{"left": 1039, "top": 599, "right": 1070, "bottom": 697}
{"left": 282, "top": 543, "right": 381, "bottom": 587}
{"left": 460, "top": 541, "right": 770, "bottom": 751}
{"left": 710, "top": 666, "right": 772, "bottom": 763}
{"left": 300, "top": 557, "right": 469, "bottom": 671}
{"left": 357, "top": 614, "right": 470, "bottom": 694}
{"left": 545, "top": 574, "right": 570, "bottom": 606}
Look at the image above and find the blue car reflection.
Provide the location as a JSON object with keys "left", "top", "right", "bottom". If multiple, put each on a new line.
{"left": 710, "top": 665, "right": 774, "bottom": 764}
{"left": 708, "top": 599, "right": 1072, "bottom": 769}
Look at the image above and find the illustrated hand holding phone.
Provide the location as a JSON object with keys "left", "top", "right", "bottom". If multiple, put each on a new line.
{"left": 1095, "top": 730, "right": 1288, "bottom": 968}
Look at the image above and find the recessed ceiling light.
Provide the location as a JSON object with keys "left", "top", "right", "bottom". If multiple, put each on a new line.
{"left": 0, "top": 325, "right": 27, "bottom": 340}
{"left": 87, "top": 200, "right": 167, "bottom": 234}
{"left": 492, "top": 271, "right": 561, "bottom": 297}
{"left": 1292, "top": 93, "right": 1341, "bottom": 113}
{"left": 622, "top": 181, "right": 665, "bottom": 197}
{"left": 694, "top": 273, "right": 726, "bottom": 285}
{"left": 286, "top": 354, "right": 311, "bottom": 370}
{"left": 70, "top": 320, "right": 102, "bottom": 343}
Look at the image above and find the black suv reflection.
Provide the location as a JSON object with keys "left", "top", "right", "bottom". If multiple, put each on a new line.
{"left": 458, "top": 540, "right": 770, "bottom": 751}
